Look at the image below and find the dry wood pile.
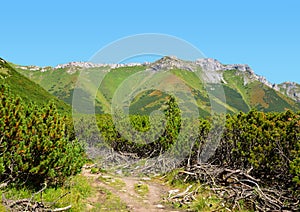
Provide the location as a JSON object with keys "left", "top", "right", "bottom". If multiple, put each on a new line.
{"left": 167, "top": 164, "right": 299, "bottom": 211}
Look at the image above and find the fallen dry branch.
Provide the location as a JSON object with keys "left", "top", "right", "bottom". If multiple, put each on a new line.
{"left": 168, "top": 185, "right": 200, "bottom": 206}
{"left": 1, "top": 184, "right": 72, "bottom": 212}
{"left": 92, "top": 147, "right": 182, "bottom": 176}
{"left": 169, "top": 164, "right": 299, "bottom": 211}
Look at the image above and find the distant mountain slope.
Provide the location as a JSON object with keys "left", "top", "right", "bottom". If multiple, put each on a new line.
{"left": 0, "top": 58, "right": 70, "bottom": 112}
{"left": 13, "top": 57, "right": 300, "bottom": 115}
{"left": 222, "top": 69, "right": 300, "bottom": 112}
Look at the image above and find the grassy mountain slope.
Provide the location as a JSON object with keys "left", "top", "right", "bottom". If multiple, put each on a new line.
{"left": 0, "top": 58, "right": 70, "bottom": 112}
{"left": 223, "top": 70, "right": 300, "bottom": 112}
{"left": 13, "top": 58, "right": 300, "bottom": 116}
{"left": 15, "top": 66, "right": 79, "bottom": 105}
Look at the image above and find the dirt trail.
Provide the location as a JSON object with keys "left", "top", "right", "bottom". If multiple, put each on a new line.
{"left": 82, "top": 168, "right": 181, "bottom": 212}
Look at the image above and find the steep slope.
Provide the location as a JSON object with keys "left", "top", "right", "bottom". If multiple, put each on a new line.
{"left": 222, "top": 69, "right": 300, "bottom": 112}
{"left": 0, "top": 58, "right": 70, "bottom": 112}
{"left": 13, "top": 57, "right": 300, "bottom": 115}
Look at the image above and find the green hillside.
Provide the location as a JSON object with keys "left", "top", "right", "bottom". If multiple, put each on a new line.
{"left": 223, "top": 70, "right": 300, "bottom": 112}
{"left": 0, "top": 58, "right": 70, "bottom": 112}
{"left": 13, "top": 58, "right": 300, "bottom": 116}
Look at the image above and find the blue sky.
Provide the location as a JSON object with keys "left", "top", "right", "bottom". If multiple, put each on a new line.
{"left": 1, "top": 0, "right": 299, "bottom": 83}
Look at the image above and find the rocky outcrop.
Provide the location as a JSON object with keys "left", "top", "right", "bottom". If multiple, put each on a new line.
{"left": 147, "top": 56, "right": 225, "bottom": 83}
{"left": 17, "top": 61, "right": 145, "bottom": 74}
{"left": 54, "top": 61, "right": 144, "bottom": 70}
{"left": 195, "top": 58, "right": 223, "bottom": 72}
{"left": 151, "top": 56, "right": 254, "bottom": 75}
{"left": 278, "top": 82, "right": 300, "bottom": 102}
{"left": 195, "top": 58, "right": 253, "bottom": 73}
{"left": 148, "top": 56, "right": 196, "bottom": 72}
{"left": 55, "top": 62, "right": 108, "bottom": 69}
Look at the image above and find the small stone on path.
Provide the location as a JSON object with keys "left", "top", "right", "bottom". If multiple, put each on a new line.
{"left": 155, "top": 204, "right": 165, "bottom": 209}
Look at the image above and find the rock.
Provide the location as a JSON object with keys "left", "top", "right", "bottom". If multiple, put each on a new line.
{"left": 54, "top": 61, "right": 143, "bottom": 70}
{"left": 226, "top": 64, "right": 253, "bottom": 73}
{"left": 168, "top": 189, "right": 180, "bottom": 196}
{"left": 196, "top": 58, "right": 280, "bottom": 88}
{"left": 278, "top": 81, "right": 300, "bottom": 102}
{"left": 141, "top": 177, "right": 151, "bottom": 181}
{"left": 258, "top": 76, "right": 273, "bottom": 88}
{"left": 195, "top": 58, "right": 253, "bottom": 73}
{"left": 115, "top": 169, "right": 123, "bottom": 175}
{"left": 155, "top": 204, "right": 165, "bottom": 209}
{"left": 148, "top": 56, "right": 198, "bottom": 72}
{"left": 195, "top": 58, "right": 224, "bottom": 72}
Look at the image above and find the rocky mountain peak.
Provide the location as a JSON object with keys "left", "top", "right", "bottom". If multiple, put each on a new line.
{"left": 195, "top": 58, "right": 253, "bottom": 74}
{"left": 195, "top": 58, "right": 223, "bottom": 71}
{"left": 151, "top": 56, "right": 254, "bottom": 73}
{"left": 156, "top": 55, "right": 180, "bottom": 63}
{"left": 149, "top": 56, "right": 197, "bottom": 72}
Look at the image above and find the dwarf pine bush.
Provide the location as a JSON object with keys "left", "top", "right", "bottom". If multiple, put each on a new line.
{"left": 0, "top": 84, "right": 85, "bottom": 187}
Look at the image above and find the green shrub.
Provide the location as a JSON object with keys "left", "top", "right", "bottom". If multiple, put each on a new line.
{"left": 94, "top": 96, "right": 182, "bottom": 157}
{"left": 0, "top": 84, "right": 85, "bottom": 187}
{"left": 215, "top": 109, "right": 300, "bottom": 192}
{"left": 71, "top": 94, "right": 300, "bottom": 212}
{"left": 93, "top": 96, "right": 300, "bottom": 193}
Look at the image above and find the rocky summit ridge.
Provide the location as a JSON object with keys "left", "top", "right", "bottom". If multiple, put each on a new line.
{"left": 147, "top": 56, "right": 278, "bottom": 90}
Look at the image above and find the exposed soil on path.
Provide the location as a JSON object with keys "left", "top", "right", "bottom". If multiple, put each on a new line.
{"left": 81, "top": 168, "right": 182, "bottom": 212}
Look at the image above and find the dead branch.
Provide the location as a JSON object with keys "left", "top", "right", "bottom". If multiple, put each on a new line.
{"left": 168, "top": 185, "right": 193, "bottom": 200}
{"left": 51, "top": 205, "right": 72, "bottom": 211}
{"left": 167, "top": 163, "right": 299, "bottom": 211}
{"left": 2, "top": 184, "right": 72, "bottom": 212}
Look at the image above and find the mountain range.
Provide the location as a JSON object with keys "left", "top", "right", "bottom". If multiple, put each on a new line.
{"left": 2, "top": 56, "right": 300, "bottom": 116}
